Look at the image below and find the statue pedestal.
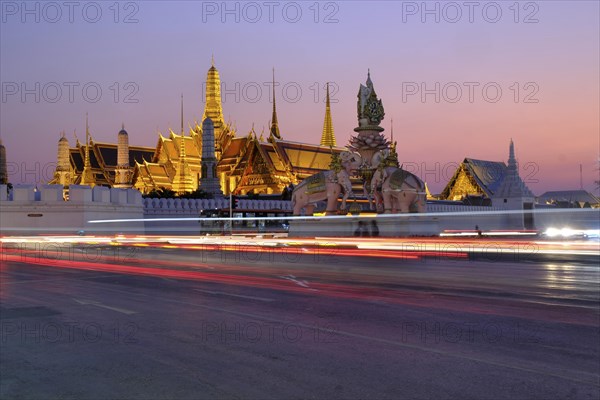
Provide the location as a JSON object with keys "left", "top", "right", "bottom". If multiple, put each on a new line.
{"left": 349, "top": 127, "right": 389, "bottom": 168}
{"left": 354, "top": 125, "right": 384, "bottom": 134}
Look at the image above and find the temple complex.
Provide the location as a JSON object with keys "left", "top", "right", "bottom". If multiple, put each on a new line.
{"left": 46, "top": 62, "right": 536, "bottom": 205}
{"left": 50, "top": 60, "right": 346, "bottom": 196}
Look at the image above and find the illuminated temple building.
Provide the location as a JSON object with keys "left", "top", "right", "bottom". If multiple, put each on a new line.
{"left": 439, "top": 140, "right": 534, "bottom": 202}
{"left": 50, "top": 62, "right": 344, "bottom": 195}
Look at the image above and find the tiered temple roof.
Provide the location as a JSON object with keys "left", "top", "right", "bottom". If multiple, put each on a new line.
{"left": 440, "top": 141, "right": 535, "bottom": 201}
{"left": 68, "top": 139, "right": 154, "bottom": 187}
{"left": 440, "top": 158, "right": 507, "bottom": 200}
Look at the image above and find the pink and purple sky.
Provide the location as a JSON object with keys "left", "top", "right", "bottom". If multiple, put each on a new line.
{"left": 1, "top": 1, "right": 598, "bottom": 195}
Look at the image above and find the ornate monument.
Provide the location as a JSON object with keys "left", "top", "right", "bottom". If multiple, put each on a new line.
{"left": 199, "top": 117, "right": 223, "bottom": 196}
{"left": 292, "top": 71, "right": 427, "bottom": 215}
{"left": 113, "top": 124, "right": 132, "bottom": 188}
{"left": 79, "top": 114, "right": 96, "bottom": 188}
{"left": 49, "top": 133, "right": 72, "bottom": 187}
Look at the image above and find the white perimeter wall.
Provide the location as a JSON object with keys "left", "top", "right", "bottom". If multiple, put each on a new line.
{"left": 0, "top": 184, "right": 144, "bottom": 235}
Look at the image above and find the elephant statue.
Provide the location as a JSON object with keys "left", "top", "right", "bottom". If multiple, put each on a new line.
{"left": 371, "top": 166, "right": 427, "bottom": 213}
{"left": 364, "top": 149, "right": 390, "bottom": 210}
{"left": 292, "top": 151, "right": 362, "bottom": 216}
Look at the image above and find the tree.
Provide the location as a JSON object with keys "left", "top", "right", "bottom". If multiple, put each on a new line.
{"left": 184, "top": 188, "right": 213, "bottom": 199}
{"left": 281, "top": 186, "right": 289, "bottom": 200}
{"left": 144, "top": 187, "right": 176, "bottom": 198}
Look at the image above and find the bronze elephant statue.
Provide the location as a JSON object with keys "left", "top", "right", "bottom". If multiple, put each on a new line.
{"left": 292, "top": 151, "right": 362, "bottom": 216}
{"left": 371, "top": 166, "right": 426, "bottom": 213}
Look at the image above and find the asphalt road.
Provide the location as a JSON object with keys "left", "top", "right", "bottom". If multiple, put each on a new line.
{"left": 1, "top": 242, "right": 599, "bottom": 399}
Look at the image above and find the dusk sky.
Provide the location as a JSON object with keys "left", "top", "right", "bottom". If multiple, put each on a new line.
{"left": 1, "top": 0, "right": 598, "bottom": 195}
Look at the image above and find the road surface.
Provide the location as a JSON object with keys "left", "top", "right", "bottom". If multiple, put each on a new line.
{"left": 1, "top": 237, "right": 598, "bottom": 399}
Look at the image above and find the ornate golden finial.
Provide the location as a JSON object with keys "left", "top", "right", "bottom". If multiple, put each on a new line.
{"left": 211, "top": 54, "right": 215, "bottom": 67}
{"left": 172, "top": 140, "right": 193, "bottom": 194}
{"left": 270, "top": 67, "right": 281, "bottom": 139}
{"left": 202, "top": 58, "right": 224, "bottom": 128}
{"left": 320, "top": 82, "right": 336, "bottom": 147}
{"left": 80, "top": 113, "right": 96, "bottom": 187}
{"left": 85, "top": 113, "right": 90, "bottom": 149}
{"left": 180, "top": 94, "right": 184, "bottom": 135}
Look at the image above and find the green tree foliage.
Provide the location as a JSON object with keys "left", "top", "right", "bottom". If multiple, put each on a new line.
{"left": 143, "top": 187, "right": 214, "bottom": 199}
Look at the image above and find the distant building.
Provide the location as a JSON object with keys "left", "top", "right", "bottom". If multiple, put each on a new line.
{"left": 439, "top": 140, "right": 534, "bottom": 203}
{"left": 438, "top": 140, "right": 536, "bottom": 228}
{"left": 537, "top": 190, "right": 600, "bottom": 208}
{"left": 440, "top": 158, "right": 508, "bottom": 201}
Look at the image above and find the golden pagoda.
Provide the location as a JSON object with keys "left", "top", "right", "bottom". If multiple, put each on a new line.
{"left": 171, "top": 95, "right": 195, "bottom": 194}
{"left": 270, "top": 69, "right": 281, "bottom": 139}
{"left": 320, "top": 83, "right": 336, "bottom": 147}
{"left": 79, "top": 114, "right": 96, "bottom": 187}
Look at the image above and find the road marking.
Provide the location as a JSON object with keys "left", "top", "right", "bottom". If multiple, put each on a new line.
{"left": 193, "top": 289, "right": 273, "bottom": 302}
{"left": 279, "top": 275, "right": 312, "bottom": 289}
{"left": 72, "top": 298, "right": 137, "bottom": 315}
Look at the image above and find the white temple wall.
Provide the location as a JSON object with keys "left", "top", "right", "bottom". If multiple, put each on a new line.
{"left": 0, "top": 184, "right": 144, "bottom": 235}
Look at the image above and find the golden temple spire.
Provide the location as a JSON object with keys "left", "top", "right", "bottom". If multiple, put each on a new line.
{"left": 80, "top": 113, "right": 96, "bottom": 187}
{"left": 172, "top": 96, "right": 194, "bottom": 194}
{"left": 202, "top": 59, "right": 224, "bottom": 127}
{"left": 320, "top": 82, "right": 336, "bottom": 147}
{"left": 270, "top": 68, "right": 281, "bottom": 139}
{"left": 180, "top": 93, "right": 184, "bottom": 134}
